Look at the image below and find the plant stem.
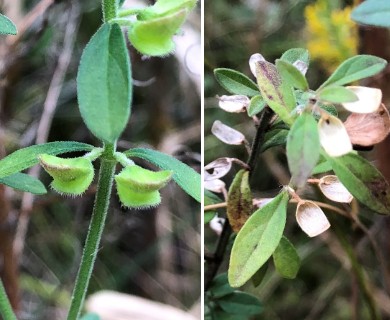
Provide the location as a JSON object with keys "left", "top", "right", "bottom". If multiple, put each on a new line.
{"left": 102, "top": 0, "right": 118, "bottom": 22}
{"left": 205, "top": 107, "right": 274, "bottom": 290}
{"left": 0, "top": 279, "right": 17, "bottom": 320}
{"left": 247, "top": 107, "right": 274, "bottom": 175}
{"left": 67, "top": 143, "right": 116, "bottom": 320}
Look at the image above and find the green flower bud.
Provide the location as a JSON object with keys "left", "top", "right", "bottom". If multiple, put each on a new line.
{"left": 39, "top": 154, "right": 94, "bottom": 196}
{"left": 128, "top": 9, "right": 187, "bottom": 57}
{"left": 115, "top": 165, "right": 173, "bottom": 209}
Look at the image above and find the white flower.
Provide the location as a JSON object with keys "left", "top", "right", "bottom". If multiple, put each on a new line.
{"left": 218, "top": 95, "right": 250, "bottom": 113}
{"left": 342, "top": 86, "right": 382, "bottom": 113}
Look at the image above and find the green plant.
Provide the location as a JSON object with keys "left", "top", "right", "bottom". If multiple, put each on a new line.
{"left": 351, "top": 0, "right": 390, "bottom": 28}
{"left": 205, "top": 48, "right": 389, "bottom": 319}
{"left": 0, "top": 1, "right": 199, "bottom": 319}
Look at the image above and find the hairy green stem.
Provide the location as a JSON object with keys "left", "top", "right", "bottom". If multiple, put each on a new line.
{"left": 0, "top": 279, "right": 17, "bottom": 320}
{"left": 102, "top": 0, "right": 119, "bottom": 22}
{"left": 67, "top": 143, "right": 116, "bottom": 320}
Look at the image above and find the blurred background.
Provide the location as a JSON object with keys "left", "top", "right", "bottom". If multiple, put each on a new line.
{"left": 0, "top": 0, "right": 201, "bottom": 319}
{"left": 205, "top": 0, "right": 390, "bottom": 319}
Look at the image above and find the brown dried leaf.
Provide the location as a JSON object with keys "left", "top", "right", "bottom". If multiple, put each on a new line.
{"left": 296, "top": 200, "right": 330, "bottom": 237}
{"left": 227, "top": 170, "right": 253, "bottom": 233}
{"left": 204, "top": 157, "right": 233, "bottom": 181}
{"left": 318, "top": 175, "right": 353, "bottom": 203}
{"left": 211, "top": 120, "right": 245, "bottom": 145}
{"left": 344, "top": 103, "right": 390, "bottom": 146}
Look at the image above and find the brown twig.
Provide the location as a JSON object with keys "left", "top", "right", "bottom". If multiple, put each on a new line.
{"left": 13, "top": 1, "right": 81, "bottom": 259}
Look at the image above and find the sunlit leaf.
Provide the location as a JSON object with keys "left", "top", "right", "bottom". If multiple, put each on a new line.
{"left": 351, "top": 0, "right": 390, "bottom": 27}
{"left": 254, "top": 60, "right": 296, "bottom": 125}
{"left": 276, "top": 59, "right": 309, "bottom": 90}
{"left": 287, "top": 112, "right": 320, "bottom": 188}
{"left": 319, "top": 55, "right": 387, "bottom": 89}
{"left": 228, "top": 191, "right": 289, "bottom": 287}
{"left": 214, "top": 68, "right": 259, "bottom": 97}
{"left": 247, "top": 95, "right": 266, "bottom": 117}
{"left": 125, "top": 148, "right": 201, "bottom": 202}
{"left": 328, "top": 153, "right": 390, "bottom": 214}
{"left": 0, "top": 142, "right": 93, "bottom": 179}
{"left": 78, "top": 23, "right": 131, "bottom": 143}
{"left": 317, "top": 86, "right": 358, "bottom": 104}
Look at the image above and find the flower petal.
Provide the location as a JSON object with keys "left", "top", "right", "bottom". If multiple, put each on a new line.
{"left": 318, "top": 175, "right": 353, "bottom": 203}
{"left": 218, "top": 95, "right": 250, "bottom": 113}
{"left": 342, "top": 86, "right": 382, "bottom": 113}
{"left": 296, "top": 200, "right": 330, "bottom": 237}
{"left": 318, "top": 115, "right": 352, "bottom": 157}
{"left": 249, "top": 53, "right": 266, "bottom": 78}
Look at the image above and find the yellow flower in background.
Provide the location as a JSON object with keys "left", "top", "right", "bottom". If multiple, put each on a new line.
{"left": 304, "top": 0, "right": 358, "bottom": 73}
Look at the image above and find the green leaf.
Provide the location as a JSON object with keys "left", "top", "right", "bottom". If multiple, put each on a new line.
{"left": 287, "top": 113, "right": 320, "bottom": 188}
{"left": 78, "top": 23, "right": 131, "bottom": 143}
{"left": 276, "top": 59, "right": 309, "bottom": 90}
{"left": 125, "top": 148, "right": 200, "bottom": 202}
{"left": 209, "top": 273, "right": 235, "bottom": 298}
{"left": 280, "top": 48, "right": 310, "bottom": 66}
{"left": 312, "top": 156, "right": 332, "bottom": 175}
{"left": 0, "top": 14, "right": 17, "bottom": 35}
{"left": 260, "top": 129, "right": 288, "bottom": 152}
{"left": 328, "top": 153, "right": 390, "bottom": 214}
{"left": 129, "top": 9, "right": 187, "bottom": 56}
{"left": 214, "top": 68, "right": 259, "bottom": 97}
{"left": 0, "top": 142, "right": 93, "bottom": 179}
{"left": 272, "top": 236, "right": 300, "bottom": 279}
{"left": 217, "top": 292, "right": 262, "bottom": 316}
{"left": 247, "top": 95, "right": 266, "bottom": 117}
{"left": 317, "top": 86, "right": 358, "bottom": 104}
{"left": 228, "top": 191, "right": 289, "bottom": 287}
{"left": 0, "top": 173, "right": 47, "bottom": 195}
{"left": 319, "top": 55, "right": 387, "bottom": 89}
{"left": 351, "top": 0, "right": 390, "bottom": 28}
{"left": 254, "top": 61, "right": 296, "bottom": 125}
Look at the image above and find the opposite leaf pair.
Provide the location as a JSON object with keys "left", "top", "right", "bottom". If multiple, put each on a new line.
{"left": 39, "top": 154, "right": 172, "bottom": 209}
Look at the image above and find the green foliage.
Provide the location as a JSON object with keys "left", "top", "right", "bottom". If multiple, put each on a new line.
{"left": 351, "top": 0, "right": 390, "bottom": 28}
{"left": 77, "top": 23, "right": 131, "bottom": 143}
{"left": 276, "top": 59, "right": 309, "bottom": 90}
{"left": 0, "top": 142, "right": 93, "bottom": 179}
{"left": 319, "top": 55, "right": 387, "bottom": 89}
{"left": 228, "top": 191, "right": 289, "bottom": 287}
{"left": 287, "top": 112, "right": 320, "bottom": 188}
{"left": 125, "top": 148, "right": 201, "bottom": 202}
{"left": 280, "top": 48, "right": 310, "bottom": 66}
{"left": 204, "top": 190, "right": 222, "bottom": 223}
{"left": 0, "top": 173, "right": 46, "bottom": 195}
{"left": 0, "top": 13, "right": 17, "bottom": 35}
{"left": 317, "top": 85, "right": 358, "bottom": 103}
{"left": 128, "top": 10, "right": 187, "bottom": 56}
{"left": 214, "top": 68, "right": 259, "bottom": 97}
{"left": 254, "top": 60, "right": 295, "bottom": 125}
{"left": 272, "top": 236, "right": 300, "bottom": 279}
{"left": 260, "top": 129, "right": 288, "bottom": 152}
{"left": 328, "top": 153, "right": 390, "bottom": 215}
{"left": 80, "top": 314, "right": 100, "bottom": 320}
{"left": 247, "top": 95, "right": 266, "bottom": 116}
{"left": 207, "top": 273, "right": 262, "bottom": 319}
